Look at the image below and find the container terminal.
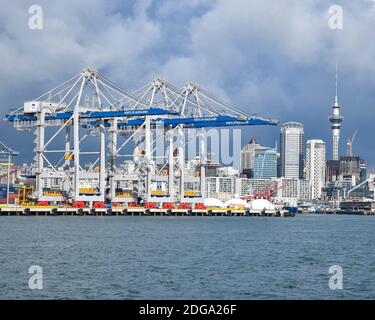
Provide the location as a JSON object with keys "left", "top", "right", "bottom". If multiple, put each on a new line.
{"left": 2, "top": 68, "right": 375, "bottom": 217}
{"left": 1, "top": 68, "right": 295, "bottom": 216}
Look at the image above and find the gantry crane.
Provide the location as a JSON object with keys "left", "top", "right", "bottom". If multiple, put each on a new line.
{"left": 6, "top": 68, "right": 277, "bottom": 206}
{"left": 6, "top": 69, "right": 177, "bottom": 204}
{"left": 109, "top": 78, "right": 277, "bottom": 204}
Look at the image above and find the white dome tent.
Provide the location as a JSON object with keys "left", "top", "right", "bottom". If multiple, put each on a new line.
{"left": 248, "top": 199, "right": 275, "bottom": 211}
{"left": 224, "top": 198, "right": 247, "bottom": 208}
{"left": 203, "top": 198, "right": 224, "bottom": 208}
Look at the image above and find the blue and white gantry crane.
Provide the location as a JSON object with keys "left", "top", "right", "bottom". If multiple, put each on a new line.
{"left": 6, "top": 68, "right": 277, "bottom": 205}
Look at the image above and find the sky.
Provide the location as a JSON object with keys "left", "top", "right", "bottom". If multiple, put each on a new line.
{"left": 1, "top": 0, "right": 375, "bottom": 170}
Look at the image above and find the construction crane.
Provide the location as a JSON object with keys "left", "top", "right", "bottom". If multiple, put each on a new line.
{"left": 346, "top": 131, "right": 357, "bottom": 157}
{"left": 0, "top": 140, "right": 19, "bottom": 204}
{"left": 252, "top": 179, "right": 289, "bottom": 201}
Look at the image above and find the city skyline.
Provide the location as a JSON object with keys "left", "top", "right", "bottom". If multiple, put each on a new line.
{"left": 1, "top": 0, "right": 375, "bottom": 305}
{"left": 2, "top": 68, "right": 364, "bottom": 175}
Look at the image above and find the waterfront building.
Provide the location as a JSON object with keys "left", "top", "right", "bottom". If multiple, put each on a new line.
{"left": 323, "top": 176, "right": 369, "bottom": 200}
{"left": 341, "top": 175, "right": 356, "bottom": 190}
{"left": 324, "top": 157, "right": 367, "bottom": 200}
{"left": 339, "top": 156, "right": 363, "bottom": 184}
{"left": 360, "top": 162, "right": 367, "bottom": 183}
{"left": 207, "top": 176, "right": 310, "bottom": 201}
{"left": 275, "top": 178, "right": 310, "bottom": 201}
{"left": 217, "top": 166, "right": 240, "bottom": 177}
{"left": 322, "top": 182, "right": 343, "bottom": 201}
{"left": 240, "top": 178, "right": 271, "bottom": 197}
{"left": 280, "top": 122, "right": 304, "bottom": 179}
{"left": 277, "top": 154, "right": 282, "bottom": 178}
{"left": 240, "top": 137, "right": 260, "bottom": 178}
{"left": 326, "top": 160, "right": 340, "bottom": 182}
{"left": 205, "top": 176, "right": 241, "bottom": 201}
{"left": 204, "top": 159, "right": 224, "bottom": 177}
{"left": 253, "top": 147, "right": 278, "bottom": 179}
{"left": 306, "top": 140, "right": 326, "bottom": 200}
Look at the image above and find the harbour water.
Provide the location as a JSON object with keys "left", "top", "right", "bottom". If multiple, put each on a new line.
{"left": 0, "top": 214, "right": 374, "bottom": 299}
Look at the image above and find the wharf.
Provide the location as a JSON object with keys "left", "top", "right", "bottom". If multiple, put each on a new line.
{"left": 0, "top": 206, "right": 294, "bottom": 217}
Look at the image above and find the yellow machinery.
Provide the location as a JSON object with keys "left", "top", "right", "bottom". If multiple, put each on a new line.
{"left": 184, "top": 190, "right": 199, "bottom": 197}
{"left": 43, "top": 190, "right": 63, "bottom": 197}
{"left": 79, "top": 187, "right": 98, "bottom": 194}
{"left": 115, "top": 192, "right": 133, "bottom": 198}
{"left": 17, "top": 186, "right": 34, "bottom": 205}
{"left": 64, "top": 152, "right": 74, "bottom": 161}
{"left": 151, "top": 189, "right": 167, "bottom": 196}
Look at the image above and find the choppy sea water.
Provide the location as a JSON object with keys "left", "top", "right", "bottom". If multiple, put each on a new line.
{"left": 0, "top": 214, "right": 374, "bottom": 299}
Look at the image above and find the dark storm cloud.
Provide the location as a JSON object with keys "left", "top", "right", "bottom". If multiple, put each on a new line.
{"left": 1, "top": 0, "right": 375, "bottom": 169}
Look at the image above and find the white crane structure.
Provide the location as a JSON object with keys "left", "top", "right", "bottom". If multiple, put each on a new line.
{"left": 6, "top": 68, "right": 277, "bottom": 206}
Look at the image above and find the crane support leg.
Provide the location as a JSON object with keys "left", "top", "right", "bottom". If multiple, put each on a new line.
{"left": 167, "top": 127, "right": 174, "bottom": 199}
{"left": 178, "top": 125, "right": 185, "bottom": 202}
{"left": 199, "top": 128, "right": 206, "bottom": 198}
{"left": 73, "top": 77, "right": 85, "bottom": 200}
{"left": 145, "top": 116, "right": 152, "bottom": 202}
{"left": 36, "top": 110, "right": 45, "bottom": 199}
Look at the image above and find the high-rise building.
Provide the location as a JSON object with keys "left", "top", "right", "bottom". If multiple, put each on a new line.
{"left": 275, "top": 178, "right": 311, "bottom": 201}
{"left": 253, "top": 147, "right": 278, "bottom": 179}
{"left": 240, "top": 178, "right": 310, "bottom": 201}
{"left": 280, "top": 122, "right": 304, "bottom": 179}
{"left": 240, "top": 137, "right": 260, "bottom": 178}
{"left": 328, "top": 66, "right": 343, "bottom": 160}
{"left": 325, "top": 160, "right": 340, "bottom": 182}
{"left": 339, "top": 156, "right": 363, "bottom": 184}
{"left": 306, "top": 140, "right": 326, "bottom": 200}
{"left": 360, "top": 162, "right": 367, "bottom": 183}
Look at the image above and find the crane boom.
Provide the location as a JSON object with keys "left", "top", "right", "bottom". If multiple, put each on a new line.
{"left": 350, "top": 131, "right": 357, "bottom": 157}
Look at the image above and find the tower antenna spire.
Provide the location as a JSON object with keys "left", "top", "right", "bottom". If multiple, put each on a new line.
{"left": 335, "top": 62, "right": 338, "bottom": 104}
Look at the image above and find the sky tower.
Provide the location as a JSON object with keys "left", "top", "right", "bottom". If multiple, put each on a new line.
{"left": 329, "top": 65, "right": 343, "bottom": 160}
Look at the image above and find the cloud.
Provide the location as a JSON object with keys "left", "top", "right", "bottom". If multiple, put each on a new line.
{"left": 0, "top": 0, "right": 160, "bottom": 88}
{"left": 154, "top": 0, "right": 375, "bottom": 165}
{"left": 1, "top": 0, "right": 375, "bottom": 167}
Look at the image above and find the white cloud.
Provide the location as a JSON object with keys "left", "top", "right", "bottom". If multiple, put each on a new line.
{"left": 1, "top": 0, "right": 375, "bottom": 165}
{"left": 0, "top": 0, "right": 160, "bottom": 90}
